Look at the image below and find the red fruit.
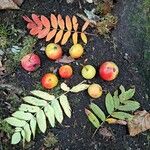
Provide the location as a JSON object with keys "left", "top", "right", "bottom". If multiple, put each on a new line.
{"left": 21, "top": 53, "right": 41, "bottom": 72}
{"left": 99, "top": 61, "right": 119, "bottom": 81}
{"left": 59, "top": 65, "right": 73, "bottom": 79}
{"left": 41, "top": 73, "right": 58, "bottom": 89}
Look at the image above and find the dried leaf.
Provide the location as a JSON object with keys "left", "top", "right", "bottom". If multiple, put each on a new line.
{"left": 51, "top": 14, "right": 58, "bottom": 29}
{"left": 81, "top": 32, "right": 87, "bottom": 44}
{"left": 85, "top": 108, "right": 100, "bottom": 128}
{"left": 99, "top": 127, "right": 114, "bottom": 139}
{"left": 59, "top": 95, "right": 71, "bottom": 118}
{"left": 55, "top": 55, "right": 75, "bottom": 64}
{"left": 46, "top": 29, "right": 57, "bottom": 41}
{"left": 105, "top": 93, "right": 114, "bottom": 115}
{"left": 61, "top": 31, "right": 71, "bottom": 45}
{"left": 30, "top": 90, "right": 55, "bottom": 101}
{"left": 65, "top": 15, "right": 72, "bottom": 31}
{"left": 0, "top": 0, "right": 20, "bottom": 9}
{"left": 128, "top": 110, "right": 150, "bottom": 136}
{"left": 58, "top": 14, "right": 65, "bottom": 30}
{"left": 60, "top": 83, "right": 70, "bottom": 92}
{"left": 89, "top": 103, "right": 106, "bottom": 122}
{"left": 36, "top": 109, "right": 47, "bottom": 133}
{"left": 11, "top": 132, "right": 21, "bottom": 144}
{"left": 70, "top": 83, "right": 89, "bottom": 93}
{"left": 106, "top": 118, "right": 127, "bottom": 125}
{"left": 72, "top": 32, "right": 78, "bottom": 44}
{"left": 54, "top": 30, "right": 64, "bottom": 43}
{"left": 82, "top": 21, "right": 90, "bottom": 32}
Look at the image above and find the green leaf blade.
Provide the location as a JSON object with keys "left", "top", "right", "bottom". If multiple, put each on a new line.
{"left": 11, "top": 132, "right": 21, "bottom": 144}
{"left": 113, "top": 90, "right": 120, "bottom": 109}
{"left": 30, "top": 90, "right": 55, "bottom": 101}
{"left": 105, "top": 93, "right": 115, "bottom": 115}
{"left": 51, "top": 99, "right": 63, "bottom": 124}
{"left": 111, "top": 112, "right": 133, "bottom": 121}
{"left": 19, "top": 104, "right": 39, "bottom": 113}
{"left": 44, "top": 104, "right": 55, "bottom": 127}
{"left": 85, "top": 108, "right": 100, "bottom": 128}
{"left": 36, "top": 109, "right": 46, "bottom": 133}
{"left": 23, "top": 96, "right": 48, "bottom": 106}
{"left": 5, "top": 117, "right": 26, "bottom": 127}
{"left": 70, "top": 84, "right": 89, "bottom": 93}
{"left": 12, "top": 111, "right": 33, "bottom": 120}
{"left": 89, "top": 103, "right": 106, "bottom": 122}
{"left": 24, "top": 123, "right": 31, "bottom": 142}
{"left": 30, "top": 117, "right": 36, "bottom": 138}
{"left": 59, "top": 95, "right": 71, "bottom": 118}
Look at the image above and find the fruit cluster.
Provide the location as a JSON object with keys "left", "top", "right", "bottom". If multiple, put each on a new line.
{"left": 20, "top": 43, "right": 119, "bottom": 99}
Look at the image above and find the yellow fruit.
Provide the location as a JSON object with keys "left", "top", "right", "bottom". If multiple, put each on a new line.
{"left": 69, "top": 44, "right": 84, "bottom": 59}
{"left": 88, "top": 84, "right": 103, "bottom": 99}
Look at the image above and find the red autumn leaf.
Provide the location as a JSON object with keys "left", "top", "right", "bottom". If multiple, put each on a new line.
{"left": 54, "top": 30, "right": 64, "bottom": 43}
{"left": 51, "top": 14, "right": 58, "bottom": 29}
{"left": 31, "top": 14, "right": 43, "bottom": 29}
{"left": 82, "top": 21, "right": 90, "bottom": 32}
{"left": 46, "top": 29, "right": 57, "bottom": 41}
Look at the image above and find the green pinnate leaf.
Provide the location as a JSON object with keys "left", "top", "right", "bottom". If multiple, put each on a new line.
{"left": 85, "top": 108, "right": 100, "bottom": 128}
{"left": 11, "top": 132, "right": 21, "bottom": 144}
{"left": 44, "top": 104, "right": 55, "bottom": 127}
{"left": 12, "top": 111, "right": 33, "bottom": 120}
{"left": 5, "top": 117, "right": 26, "bottom": 127}
{"left": 36, "top": 109, "right": 47, "bottom": 133}
{"left": 124, "top": 88, "right": 135, "bottom": 100}
{"left": 89, "top": 103, "right": 106, "bottom": 122}
{"left": 105, "top": 93, "right": 115, "bottom": 114}
{"left": 70, "top": 84, "right": 89, "bottom": 93}
{"left": 19, "top": 104, "right": 39, "bottom": 113}
{"left": 23, "top": 96, "right": 48, "bottom": 106}
{"left": 24, "top": 123, "right": 31, "bottom": 142}
{"left": 118, "top": 100, "right": 140, "bottom": 111}
{"left": 30, "top": 117, "right": 36, "bottom": 138}
{"left": 113, "top": 90, "right": 120, "bottom": 109}
{"left": 51, "top": 99, "right": 63, "bottom": 124}
{"left": 111, "top": 112, "right": 133, "bottom": 121}
{"left": 30, "top": 90, "right": 55, "bottom": 101}
{"left": 59, "top": 95, "right": 71, "bottom": 118}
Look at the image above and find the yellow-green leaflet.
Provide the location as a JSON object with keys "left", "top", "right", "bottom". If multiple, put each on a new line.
{"left": 44, "top": 104, "right": 55, "bottom": 127}
{"left": 36, "top": 109, "right": 47, "bottom": 133}
{"left": 19, "top": 104, "right": 39, "bottom": 113}
{"left": 105, "top": 93, "right": 115, "bottom": 114}
{"left": 113, "top": 90, "right": 120, "bottom": 109}
{"left": 30, "top": 90, "right": 55, "bottom": 101}
{"left": 23, "top": 96, "right": 48, "bottom": 106}
{"left": 70, "top": 84, "right": 89, "bottom": 93}
{"left": 12, "top": 111, "right": 33, "bottom": 120}
{"left": 89, "top": 103, "right": 106, "bottom": 122}
{"left": 60, "top": 83, "right": 70, "bottom": 92}
{"left": 30, "top": 117, "right": 36, "bottom": 138}
{"left": 5, "top": 117, "right": 26, "bottom": 127}
{"left": 85, "top": 108, "right": 100, "bottom": 128}
{"left": 11, "top": 132, "right": 21, "bottom": 144}
{"left": 51, "top": 99, "right": 63, "bottom": 124}
{"left": 24, "top": 123, "right": 31, "bottom": 142}
{"left": 111, "top": 112, "right": 133, "bottom": 121}
{"left": 59, "top": 95, "right": 71, "bottom": 118}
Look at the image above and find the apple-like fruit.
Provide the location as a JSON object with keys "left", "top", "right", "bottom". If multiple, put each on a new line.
{"left": 88, "top": 84, "right": 103, "bottom": 99}
{"left": 81, "top": 65, "right": 96, "bottom": 79}
{"left": 45, "top": 43, "right": 62, "bottom": 60}
{"left": 99, "top": 61, "right": 119, "bottom": 81}
{"left": 69, "top": 44, "right": 84, "bottom": 59}
{"left": 21, "top": 53, "right": 41, "bottom": 72}
{"left": 59, "top": 65, "right": 73, "bottom": 79}
{"left": 41, "top": 73, "right": 58, "bottom": 89}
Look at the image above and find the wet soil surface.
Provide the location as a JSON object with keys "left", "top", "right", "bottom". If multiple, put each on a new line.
{"left": 0, "top": 0, "right": 150, "bottom": 150}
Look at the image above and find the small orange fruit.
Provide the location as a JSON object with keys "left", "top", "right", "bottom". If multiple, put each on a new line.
{"left": 59, "top": 65, "right": 73, "bottom": 79}
{"left": 69, "top": 44, "right": 84, "bottom": 59}
{"left": 41, "top": 73, "right": 58, "bottom": 89}
{"left": 88, "top": 84, "right": 103, "bottom": 99}
{"left": 45, "top": 43, "right": 62, "bottom": 60}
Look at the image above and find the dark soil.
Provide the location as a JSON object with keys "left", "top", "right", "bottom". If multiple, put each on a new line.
{"left": 0, "top": 0, "right": 150, "bottom": 150}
